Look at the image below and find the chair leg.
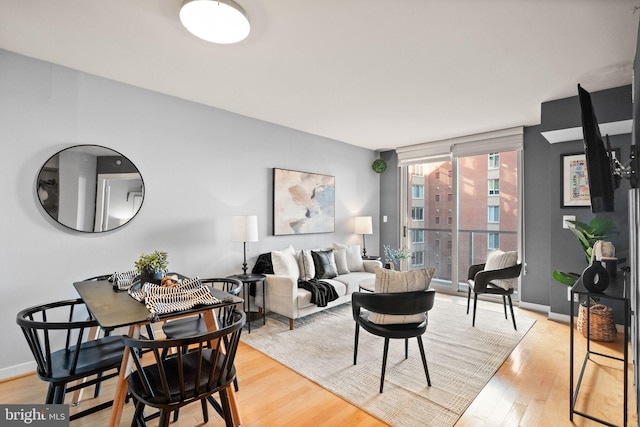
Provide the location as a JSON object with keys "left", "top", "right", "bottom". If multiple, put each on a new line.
{"left": 354, "top": 324, "right": 360, "bottom": 365}
{"left": 53, "top": 384, "right": 66, "bottom": 404}
{"left": 466, "top": 287, "right": 472, "bottom": 314}
{"left": 207, "top": 395, "right": 225, "bottom": 417}
{"left": 502, "top": 295, "right": 508, "bottom": 319}
{"left": 45, "top": 384, "right": 56, "bottom": 404}
{"left": 159, "top": 410, "right": 171, "bottom": 427}
{"left": 416, "top": 336, "right": 431, "bottom": 386}
{"left": 380, "top": 338, "right": 390, "bottom": 393}
{"left": 219, "top": 388, "right": 234, "bottom": 427}
{"left": 201, "top": 398, "right": 209, "bottom": 423}
{"left": 405, "top": 338, "right": 408, "bottom": 359}
{"left": 508, "top": 295, "right": 517, "bottom": 330}
{"left": 472, "top": 294, "right": 478, "bottom": 327}
{"left": 131, "top": 401, "right": 146, "bottom": 427}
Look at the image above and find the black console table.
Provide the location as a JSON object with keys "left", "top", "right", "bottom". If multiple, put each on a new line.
{"left": 570, "top": 273, "right": 630, "bottom": 426}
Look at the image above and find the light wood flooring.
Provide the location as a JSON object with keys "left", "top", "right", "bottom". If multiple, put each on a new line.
{"left": 2, "top": 295, "right": 637, "bottom": 426}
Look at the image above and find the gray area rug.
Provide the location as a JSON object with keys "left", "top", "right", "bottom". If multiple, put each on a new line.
{"left": 241, "top": 297, "right": 535, "bottom": 427}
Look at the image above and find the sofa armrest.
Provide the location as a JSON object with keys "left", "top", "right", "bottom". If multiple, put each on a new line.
{"left": 256, "top": 274, "right": 299, "bottom": 319}
{"left": 263, "top": 274, "right": 297, "bottom": 298}
{"left": 363, "top": 259, "right": 383, "bottom": 273}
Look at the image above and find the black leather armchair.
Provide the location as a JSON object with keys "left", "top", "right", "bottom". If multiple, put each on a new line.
{"left": 467, "top": 262, "right": 522, "bottom": 330}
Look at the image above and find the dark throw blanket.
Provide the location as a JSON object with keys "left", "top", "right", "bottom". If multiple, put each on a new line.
{"left": 298, "top": 278, "right": 339, "bottom": 307}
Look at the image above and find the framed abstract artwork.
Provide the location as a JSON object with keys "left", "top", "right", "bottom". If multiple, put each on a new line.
{"left": 272, "top": 168, "right": 335, "bottom": 235}
{"left": 561, "top": 153, "right": 590, "bottom": 208}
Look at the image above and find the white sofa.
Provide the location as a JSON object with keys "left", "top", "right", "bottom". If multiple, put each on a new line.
{"left": 254, "top": 244, "right": 382, "bottom": 330}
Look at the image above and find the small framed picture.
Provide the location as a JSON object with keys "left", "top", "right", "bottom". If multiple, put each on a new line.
{"left": 561, "top": 153, "right": 590, "bottom": 208}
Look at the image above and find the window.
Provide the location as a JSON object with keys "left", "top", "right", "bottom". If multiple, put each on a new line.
{"left": 413, "top": 165, "right": 424, "bottom": 176}
{"left": 412, "top": 184, "right": 424, "bottom": 199}
{"left": 411, "top": 229, "right": 424, "bottom": 243}
{"left": 412, "top": 207, "right": 424, "bottom": 220}
{"left": 488, "top": 179, "right": 500, "bottom": 195}
{"left": 447, "top": 193, "right": 452, "bottom": 201}
{"left": 488, "top": 232, "right": 499, "bottom": 249}
{"left": 488, "top": 153, "right": 499, "bottom": 169}
{"left": 488, "top": 206, "right": 500, "bottom": 223}
{"left": 412, "top": 251, "right": 424, "bottom": 266}
{"left": 435, "top": 194, "right": 440, "bottom": 202}
{"left": 435, "top": 216, "right": 440, "bottom": 224}
{"left": 447, "top": 216, "right": 452, "bottom": 225}
{"left": 434, "top": 239, "right": 440, "bottom": 249}
{"left": 435, "top": 171, "right": 440, "bottom": 179}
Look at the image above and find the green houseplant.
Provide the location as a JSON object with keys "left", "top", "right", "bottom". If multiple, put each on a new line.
{"left": 552, "top": 216, "right": 617, "bottom": 286}
{"left": 135, "top": 250, "right": 169, "bottom": 280}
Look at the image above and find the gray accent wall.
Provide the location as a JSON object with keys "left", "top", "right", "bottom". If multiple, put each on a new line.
{"left": 0, "top": 49, "right": 380, "bottom": 378}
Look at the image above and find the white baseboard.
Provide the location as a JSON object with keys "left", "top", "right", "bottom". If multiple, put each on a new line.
{"left": 0, "top": 361, "right": 36, "bottom": 381}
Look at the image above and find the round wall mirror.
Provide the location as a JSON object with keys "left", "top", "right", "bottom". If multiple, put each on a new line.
{"left": 37, "top": 145, "right": 144, "bottom": 232}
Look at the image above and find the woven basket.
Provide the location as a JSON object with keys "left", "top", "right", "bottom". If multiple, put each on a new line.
{"left": 576, "top": 303, "right": 617, "bottom": 342}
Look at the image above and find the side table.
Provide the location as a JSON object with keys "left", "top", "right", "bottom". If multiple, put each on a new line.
{"left": 227, "top": 273, "right": 266, "bottom": 333}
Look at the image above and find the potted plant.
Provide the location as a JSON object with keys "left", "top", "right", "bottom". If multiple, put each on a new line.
{"left": 552, "top": 216, "right": 617, "bottom": 286}
{"left": 552, "top": 217, "right": 619, "bottom": 341}
{"left": 383, "top": 245, "right": 412, "bottom": 270}
{"left": 135, "top": 250, "right": 169, "bottom": 281}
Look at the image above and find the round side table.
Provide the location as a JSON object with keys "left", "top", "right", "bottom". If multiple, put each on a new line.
{"left": 227, "top": 273, "right": 266, "bottom": 333}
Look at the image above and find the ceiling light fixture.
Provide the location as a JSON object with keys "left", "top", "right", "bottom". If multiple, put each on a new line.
{"left": 180, "top": 0, "right": 250, "bottom": 44}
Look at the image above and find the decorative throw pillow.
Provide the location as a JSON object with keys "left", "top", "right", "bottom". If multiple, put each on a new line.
{"left": 271, "top": 245, "right": 299, "bottom": 280}
{"left": 333, "top": 243, "right": 364, "bottom": 272}
{"left": 298, "top": 249, "right": 316, "bottom": 281}
{"left": 484, "top": 249, "right": 518, "bottom": 290}
{"left": 369, "top": 266, "right": 435, "bottom": 325}
{"left": 333, "top": 247, "right": 350, "bottom": 275}
{"left": 311, "top": 250, "right": 338, "bottom": 280}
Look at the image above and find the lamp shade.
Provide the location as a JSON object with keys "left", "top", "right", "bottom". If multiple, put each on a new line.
{"left": 180, "top": 0, "right": 250, "bottom": 44}
{"left": 354, "top": 216, "right": 373, "bottom": 235}
{"left": 232, "top": 215, "right": 258, "bottom": 242}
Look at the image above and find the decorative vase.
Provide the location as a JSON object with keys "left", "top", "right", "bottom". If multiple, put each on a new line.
{"left": 581, "top": 263, "right": 610, "bottom": 293}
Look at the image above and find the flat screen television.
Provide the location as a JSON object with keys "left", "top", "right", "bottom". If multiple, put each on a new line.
{"left": 577, "top": 84, "right": 616, "bottom": 212}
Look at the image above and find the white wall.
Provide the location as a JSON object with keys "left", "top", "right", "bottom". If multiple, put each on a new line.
{"left": 0, "top": 49, "right": 380, "bottom": 378}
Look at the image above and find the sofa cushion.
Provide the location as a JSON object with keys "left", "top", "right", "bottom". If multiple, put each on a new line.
{"left": 297, "top": 279, "right": 346, "bottom": 309}
{"left": 271, "top": 245, "right": 299, "bottom": 280}
{"left": 484, "top": 249, "right": 518, "bottom": 290}
{"left": 333, "top": 247, "right": 350, "bottom": 275}
{"left": 311, "top": 250, "right": 338, "bottom": 279}
{"left": 333, "top": 243, "right": 364, "bottom": 272}
{"left": 369, "top": 266, "right": 435, "bottom": 325}
{"left": 298, "top": 249, "right": 316, "bottom": 281}
{"left": 333, "top": 271, "right": 377, "bottom": 295}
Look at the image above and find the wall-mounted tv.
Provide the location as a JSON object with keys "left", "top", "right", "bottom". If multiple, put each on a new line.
{"left": 577, "top": 84, "right": 616, "bottom": 212}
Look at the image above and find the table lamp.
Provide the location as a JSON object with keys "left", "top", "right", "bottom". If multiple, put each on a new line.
{"left": 232, "top": 215, "right": 259, "bottom": 278}
{"left": 354, "top": 216, "right": 373, "bottom": 257}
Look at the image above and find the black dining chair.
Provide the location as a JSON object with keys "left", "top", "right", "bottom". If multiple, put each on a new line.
{"left": 467, "top": 262, "right": 522, "bottom": 330}
{"left": 16, "top": 298, "right": 125, "bottom": 420}
{"left": 122, "top": 309, "right": 246, "bottom": 427}
{"left": 162, "top": 278, "right": 243, "bottom": 340}
{"left": 352, "top": 289, "right": 436, "bottom": 393}
{"left": 161, "top": 277, "right": 242, "bottom": 422}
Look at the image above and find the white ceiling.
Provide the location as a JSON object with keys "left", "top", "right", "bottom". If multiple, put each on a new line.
{"left": 0, "top": 0, "right": 638, "bottom": 151}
